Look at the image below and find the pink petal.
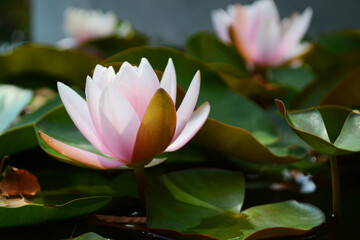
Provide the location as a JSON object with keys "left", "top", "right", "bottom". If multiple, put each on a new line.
{"left": 275, "top": 7, "right": 313, "bottom": 61}
{"left": 284, "top": 42, "right": 311, "bottom": 62}
{"left": 39, "top": 131, "right": 125, "bottom": 169}
{"left": 166, "top": 102, "right": 210, "bottom": 152}
{"left": 160, "top": 58, "right": 177, "bottom": 105}
{"left": 92, "top": 65, "right": 116, "bottom": 90}
{"left": 231, "top": 5, "right": 257, "bottom": 62}
{"left": 85, "top": 76, "right": 102, "bottom": 135}
{"left": 137, "top": 58, "right": 160, "bottom": 119}
{"left": 252, "top": 0, "right": 281, "bottom": 64}
{"left": 172, "top": 71, "right": 200, "bottom": 141}
{"left": 113, "top": 62, "right": 141, "bottom": 116}
{"left": 99, "top": 87, "right": 140, "bottom": 162}
{"left": 57, "top": 82, "right": 105, "bottom": 154}
{"left": 211, "top": 8, "right": 233, "bottom": 44}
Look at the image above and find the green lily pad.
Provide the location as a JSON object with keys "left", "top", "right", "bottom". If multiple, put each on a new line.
{"left": 71, "top": 232, "right": 108, "bottom": 240}
{"left": 268, "top": 65, "right": 316, "bottom": 92}
{"left": 186, "top": 32, "right": 246, "bottom": 68}
{"left": 0, "top": 196, "right": 111, "bottom": 228}
{"left": 0, "top": 44, "right": 101, "bottom": 89}
{"left": 85, "top": 34, "right": 147, "bottom": 57}
{"left": 102, "top": 46, "right": 303, "bottom": 163}
{"left": 316, "top": 30, "right": 360, "bottom": 54}
{"left": 208, "top": 63, "right": 284, "bottom": 106}
{"left": 294, "top": 32, "right": 360, "bottom": 109}
{"left": 0, "top": 159, "right": 138, "bottom": 228}
{"left": 147, "top": 168, "right": 325, "bottom": 240}
{"left": 320, "top": 66, "right": 360, "bottom": 107}
{"left": 0, "top": 96, "right": 62, "bottom": 156}
{"left": 276, "top": 99, "right": 360, "bottom": 155}
{"left": 33, "top": 168, "right": 137, "bottom": 205}
{"left": 0, "top": 84, "right": 32, "bottom": 133}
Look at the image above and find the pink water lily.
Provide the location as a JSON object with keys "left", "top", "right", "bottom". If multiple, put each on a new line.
{"left": 57, "top": 7, "right": 118, "bottom": 49}
{"left": 212, "top": 0, "right": 313, "bottom": 67}
{"left": 40, "top": 58, "right": 210, "bottom": 169}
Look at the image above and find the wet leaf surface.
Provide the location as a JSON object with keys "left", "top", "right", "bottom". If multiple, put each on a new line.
{"left": 147, "top": 168, "right": 325, "bottom": 240}
{"left": 276, "top": 100, "right": 360, "bottom": 155}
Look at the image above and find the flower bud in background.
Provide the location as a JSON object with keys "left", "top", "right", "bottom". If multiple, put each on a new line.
{"left": 57, "top": 7, "right": 117, "bottom": 48}
{"left": 212, "top": 0, "right": 313, "bottom": 68}
{"left": 40, "top": 58, "right": 210, "bottom": 169}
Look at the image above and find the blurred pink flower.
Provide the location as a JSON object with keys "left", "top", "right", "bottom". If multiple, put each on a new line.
{"left": 212, "top": 0, "right": 313, "bottom": 67}
{"left": 58, "top": 7, "right": 117, "bottom": 49}
{"left": 40, "top": 58, "right": 210, "bottom": 169}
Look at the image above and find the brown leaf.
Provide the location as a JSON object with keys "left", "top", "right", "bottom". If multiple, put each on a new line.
{"left": 0, "top": 167, "right": 41, "bottom": 197}
{"left": 96, "top": 215, "right": 147, "bottom": 225}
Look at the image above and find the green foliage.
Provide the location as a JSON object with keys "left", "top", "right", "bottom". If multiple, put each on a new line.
{"left": 277, "top": 100, "right": 360, "bottom": 155}
{"left": 0, "top": 84, "right": 32, "bottom": 133}
{"left": 147, "top": 168, "right": 325, "bottom": 240}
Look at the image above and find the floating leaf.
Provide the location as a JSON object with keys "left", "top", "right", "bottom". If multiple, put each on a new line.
{"left": 0, "top": 44, "right": 101, "bottom": 89}
{"left": 0, "top": 84, "right": 32, "bottom": 133}
{"left": 316, "top": 30, "right": 360, "bottom": 54}
{"left": 186, "top": 32, "right": 245, "bottom": 68}
{"left": 0, "top": 196, "right": 111, "bottom": 228}
{"left": 268, "top": 65, "right": 316, "bottom": 92}
{"left": 147, "top": 168, "right": 325, "bottom": 240}
{"left": 103, "top": 46, "right": 303, "bottom": 163}
{"left": 0, "top": 164, "right": 137, "bottom": 228}
{"left": 276, "top": 99, "right": 360, "bottom": 155}
{"left": 294, "top": 32, "right": 360, "bottom": 109}
{"left": 85, "top": 34, "right": 147, "bottom": 57}
{"left": 71, "top": 232, "right": 108, "bottom": 240}
{"left": 0, "top": 96, "right": 62, "bottom": 156}
{"left": 320, "top": 66, "right": 360, "bottom": 107}
{"left": 209, "top": 63, "right": 284, "bottom": 106}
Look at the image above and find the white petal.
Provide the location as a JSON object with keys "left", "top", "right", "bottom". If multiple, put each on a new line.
{"left": 99, "top": 87, "right": 140, "bottom": 162}
{"left": 173, "top": 71, "right": 201, "bottom": 141}
{"left": 84, "top": 76, "right": 115, "bottom": 157}
{"left": 211, "top": 8, "right": 233, "bottom": 43}
{"left": 252, "top": 0, "right": 281, "bottom": 64}
{"left": 137, "top": 58, "right": 160, "bottom": 119}
{"left": 57, "top": 82, "right": 105, "bottom": 154}
{"left": 93, "top": 65, "right": 116, "bottom": 90}
{"left": 160, "top": 58, "right": 177, "bottom": 105}
{"left": 276, "top": 7, "right": 313, "bottom": 61}
{"left": 166, "top": 102, "right": 210, "bottom": 152}
{"left": 112, "top": 62, "right": 141, "bottom": 116}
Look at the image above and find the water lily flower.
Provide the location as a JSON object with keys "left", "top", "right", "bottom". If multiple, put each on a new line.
{"left": 40, "top": 58, "right": 210, "bottom": 169}
{"left": 57, "top": 7, "right": 118, "bottom": 48}
{"left": 211, "top": 0, "right": 313, "bottom": 67}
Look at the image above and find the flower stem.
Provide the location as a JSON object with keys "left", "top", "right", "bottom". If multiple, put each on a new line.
{"left": 134, "top": 166, "right": 146, "bottom": 210}
{"left": 330, "top": 155, "right": 341, "bottom": 217}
